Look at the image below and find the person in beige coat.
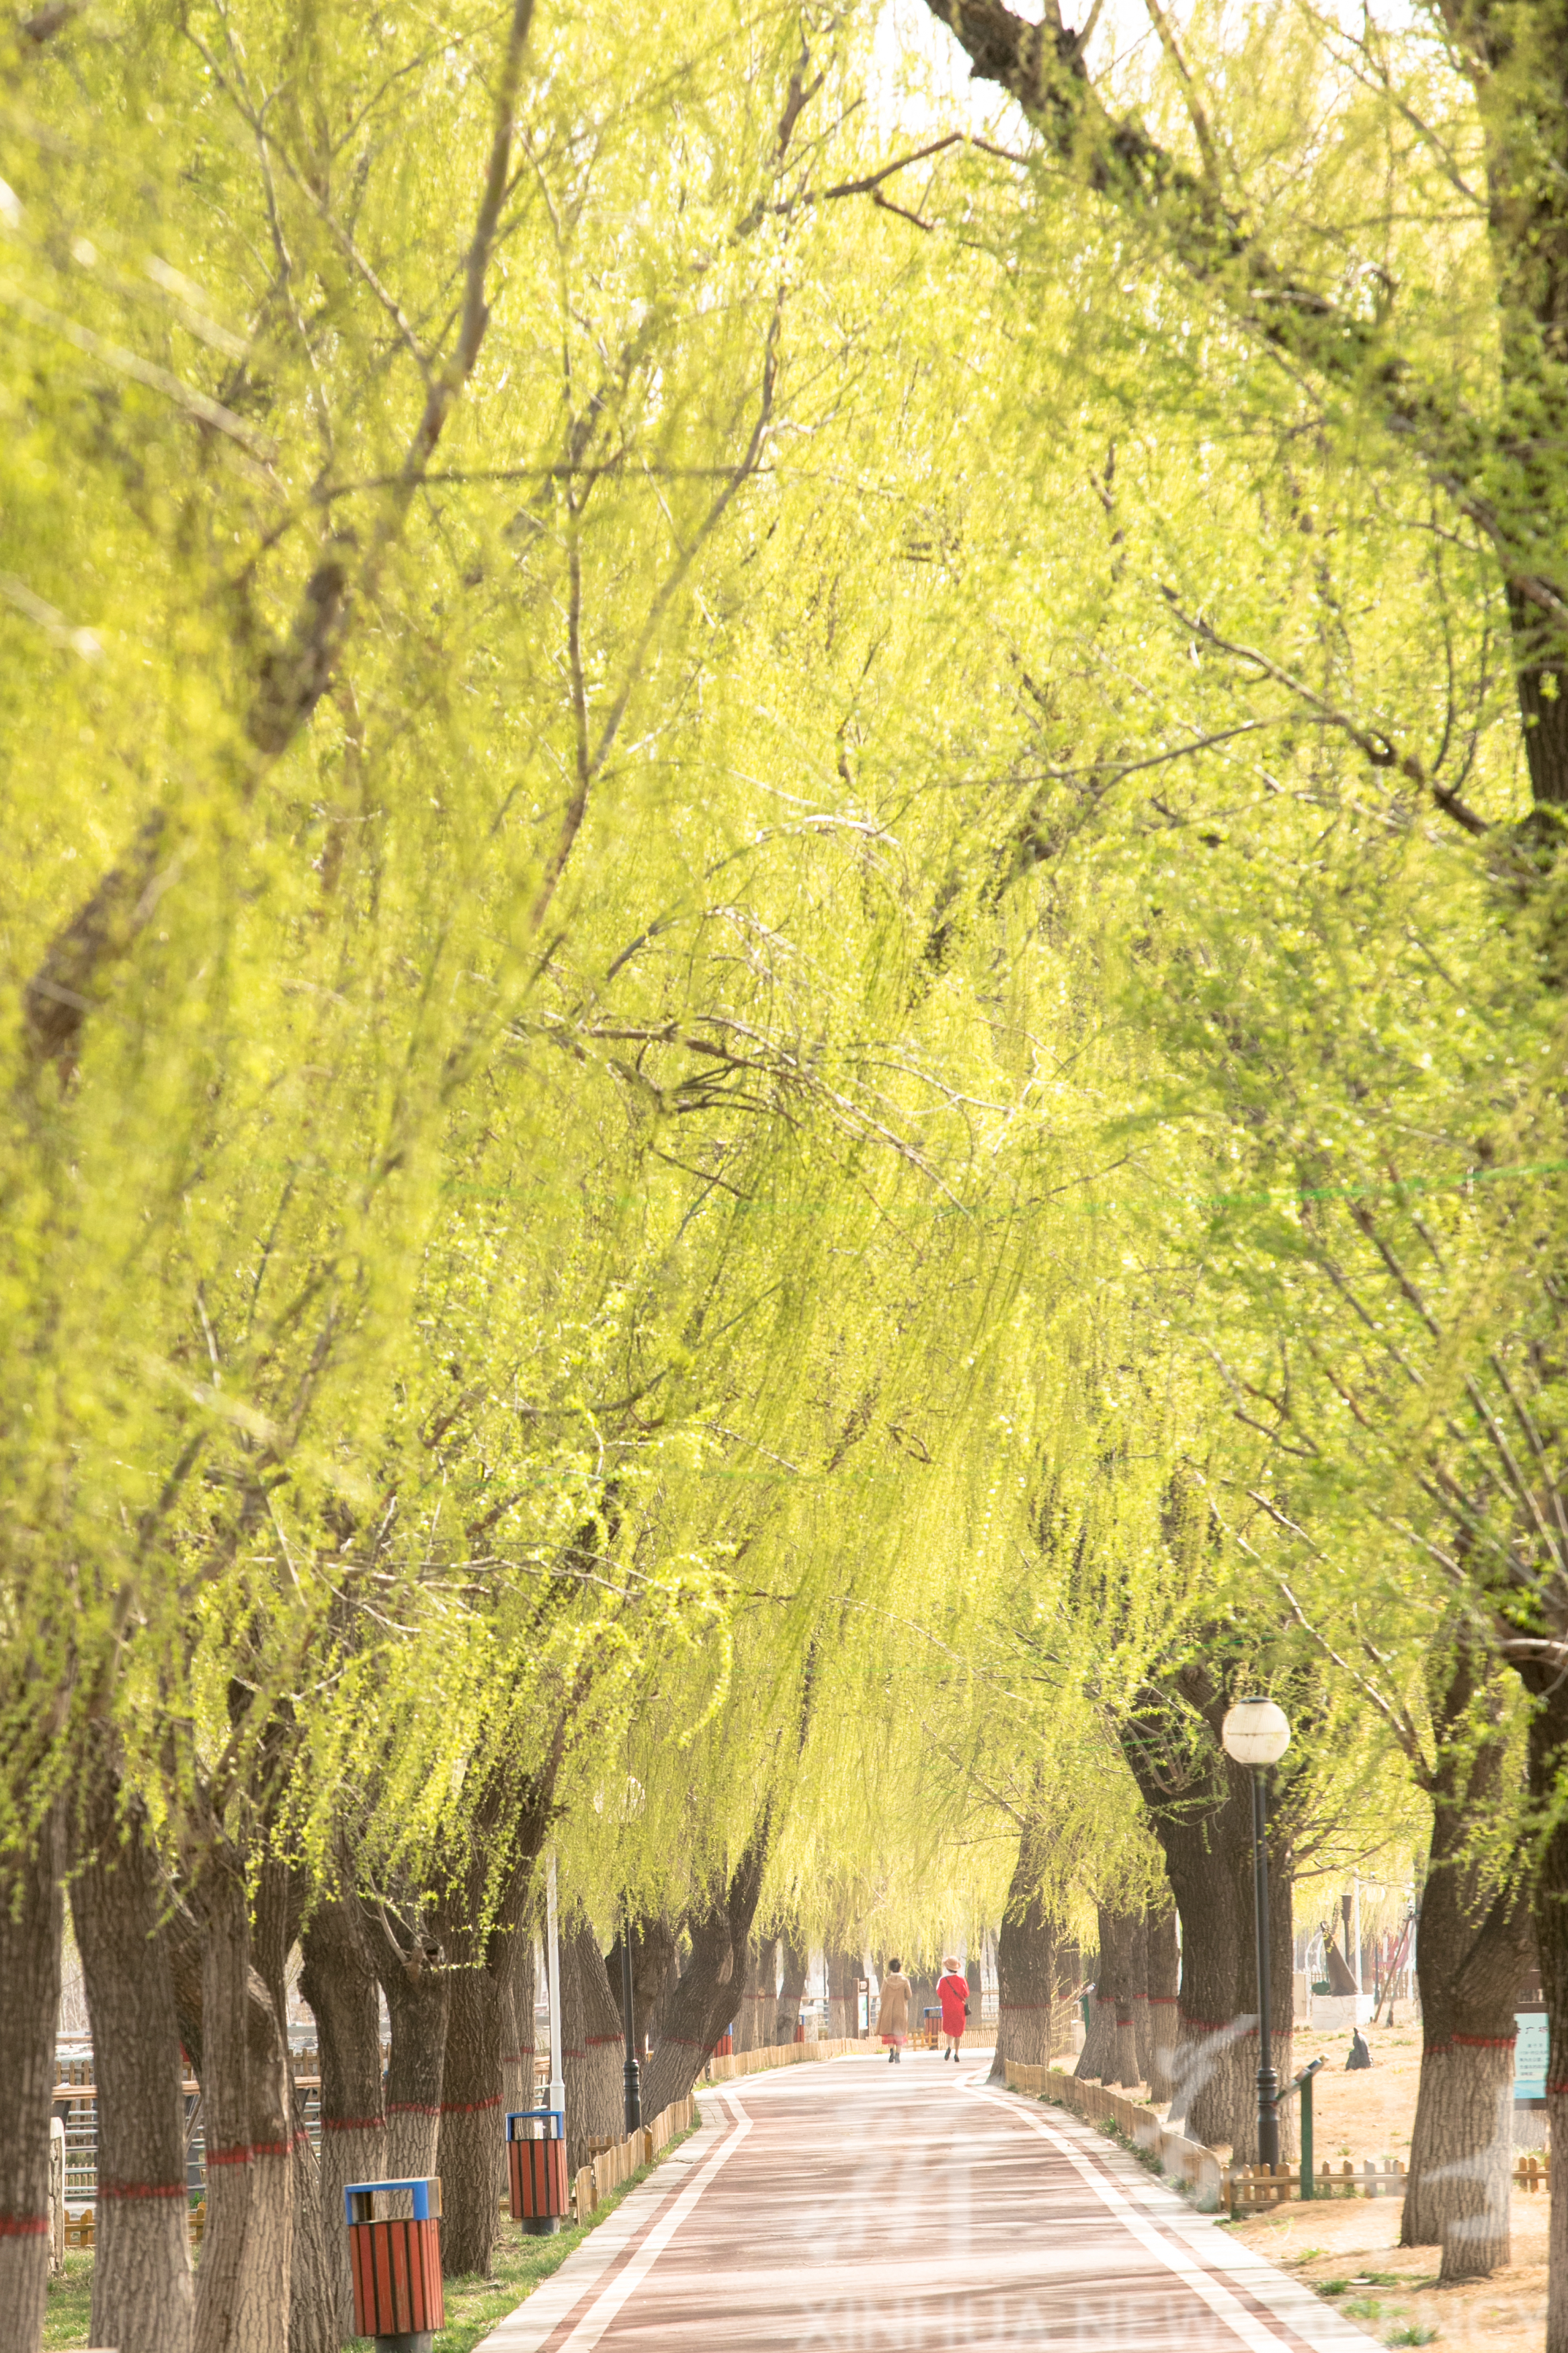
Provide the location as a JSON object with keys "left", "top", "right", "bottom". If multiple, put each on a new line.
{"left": 878, "top": 1958, "right": 913, "bottom": 2063}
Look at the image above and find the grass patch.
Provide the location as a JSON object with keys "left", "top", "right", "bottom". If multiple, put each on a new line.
{"left": 43, "top": 2252, "right": 94, "bottom": 2349}
{"left": 1315, "top": 2278, "right": 1350, "bottom": 2297}
{"left": 44, "top": 2113, "right": 700, "bottom": 2353}
{"left": 1383, "top": 2328, "right": 1438, "bottom": 2348}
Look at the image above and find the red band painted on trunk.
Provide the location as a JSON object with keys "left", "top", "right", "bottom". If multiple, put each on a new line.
{"left": 1147, "top": 1996, "right": 1181, "bottom": 2007}
{"left": 1546, "top": 2079, "right": 1568, "bottom": 2096}
{"left": 325, "top": 2115, "right": 386, "bottom": 2133}
{"left": 1180, "top": 2016, "right": 1234, "bottom": 2033}
{"left": 0, "top": 2217, "right": 49, "bottom": 2237}
{"left": 207, "top": 2139, "right": 293, "bottom": 2166}
{"left": 440, "top": 2095, "right": 502, "bottom": 2115}
{"left": 98, "top": 2181, "right": 186, "bottom": 2201}
{"left": 386, "top": 2102, "right": 442, "bottom": 2117}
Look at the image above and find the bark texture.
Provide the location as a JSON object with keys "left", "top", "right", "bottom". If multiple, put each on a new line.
{"left": 563, "top": 1916, "right": 623, "bottom": 2172}
{"left": 641, "top": 1819, "right": 770, "bottom": 2115}
{"left": 605, "top": 1911, "right": 679, "bottom": 2057}
{"left": 71, "top": 1762, "right": 194, "bottom": 2353}
{"left": 1144, "top": 1902, "right": 1180, "bottom": 2105}
{"left": 373, "top": 1921, "right": 448, "bottom": 2184}
{"left": 191, "top": 1848, "right": 293, "bottom": 2353}
{"left": 1120, "top": 1661, "right": 1296, "bottom": 2157}
{"left": 825, "top": 1946, "right": 861, "bottom": 2040}
{"left": 300, "top": 1898, "right": 386, "bottom": 2342}
{"left": 499, "top": 1929, "right": 536, "bottom": 2194}
{"left": 735, "top": 1936, "right": 777, "bottom": 2050}
{"left": 0, "top": 1801, "right": 63, "bottom": 2353}
{"left": 989, "top": 1817, "right": 1056, "bottom": 2083}
{"left": 1526, "top": 1675, "right": 1568, "bottom": 2352}
{"left": 774, "top": 1930, "right": 808, "bottom": 2044}
{"left": 438, "top": 1956, "right": 505, "bottom": 2276}
{"left": 1402, "top": 1636, "right": 1531, "bottom": 2276}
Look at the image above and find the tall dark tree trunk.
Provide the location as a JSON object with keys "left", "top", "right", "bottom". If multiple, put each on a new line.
{"left": 990, "top": 1816, "right": 1055, "bottom": 2083}
{"left": 252, "top": 1862, "right": 333, "bottom": 2353}
{"left": 1530, "top": 1678, "right": 1568, "bottom": 2353}
{"left": 71, "top": 1757, "right": 193, "bottom": 2353}
{"left": 1120, "top": 1663, "right": 1297, "bottom": 2156}
{"left": 735, "top": 1936, "right": 776, "bottom": 2050}
{"left": 1403, "top": 1636, "right": 1531, "bottom": 2280}
{"left": 1145, "top": 1901, "right": 1180, "bottom": 2104}
{"left": 1075, "top": 1918, "right": 1118, "bottom": 2085}
{"left": 641, "top": 1819, "right": 770, "bottom": 2116}
{"left": 300, "top": 1898, "right": 386, "bottom": 2344}
{"left": 563, "top": 1916, "right": 622, "bottom": 2174}
{"left": 499, "top": 1928, "right": 535, "bottom": 2195}
{"left": 438, "top": 1951, "right": 505, "bottom": 2277}
{"left": 773, "top": 1930, "right": 807, "bottom": 2044}
{"left": 0, "top": 1800, "right": 63, "bottom": 2353}
{"left": 373, "top": 1923, "right": 448, "bottom": 2185}
{"left": 1094, "top": 1905, "right": 1141, "bottom": 2089}
{"left": 825, "top": 1945, "right": 860, "bottom": 2039}
{"left": 606, "top": 1911, "right": 679, "bottom": 2056}
{"left": 192, "top": 1846, "right": 293, "bottom": 2353}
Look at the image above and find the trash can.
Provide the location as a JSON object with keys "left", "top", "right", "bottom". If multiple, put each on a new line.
{"left": 712, "top": 2028, "right": 734, "bottom": 2058}
{"left": 344, "top": 2176, "right": 444, "bottom": 2352}
{"left": 507, "top": 2106, "right": 568, "bottom": 2234}
{"left": 921, "top": 2007, "right": 940, "bottom": 2049}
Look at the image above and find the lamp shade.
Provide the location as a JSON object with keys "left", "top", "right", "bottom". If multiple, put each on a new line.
{"left": 1221, "top": 1696, "right": 1291, "bottom": 1767}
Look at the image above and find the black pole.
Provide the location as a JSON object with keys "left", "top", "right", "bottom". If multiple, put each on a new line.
{"left": 1253, "top": 1766, "right": 1279, "bottom": 2169}
{"left": 621, "top": 1910, "right": 643, "bottom": 2136}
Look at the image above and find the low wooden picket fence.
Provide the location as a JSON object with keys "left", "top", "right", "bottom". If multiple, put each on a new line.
{"left": 702, "top": 2036, "right": 858, "bottom": 2085}
{"left": 1003, "top": 2062, "right": 1224, "bottom": 2210}
{"left": 62, "top": 2200, "right": 206, "bottom": 2253}
{"left": 570, "top": 2038, "right": 860, "bottom": 2221}
{"left": 1228, "top": 2159, "right": 1407, "bottom": 2213}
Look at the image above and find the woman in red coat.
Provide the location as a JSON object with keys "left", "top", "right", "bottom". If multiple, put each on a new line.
{"left": 936, "top": 1956, "right": 969, "bottom": 2063}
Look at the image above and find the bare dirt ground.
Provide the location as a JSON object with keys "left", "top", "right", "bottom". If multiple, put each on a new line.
{"left": 1225, "top": 2016, "right": 1550, "bottom": 2349}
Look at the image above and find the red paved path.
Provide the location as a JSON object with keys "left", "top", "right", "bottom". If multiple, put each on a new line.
{"left": 479, "top": 2052, "right": 1373, "bottom": 2352}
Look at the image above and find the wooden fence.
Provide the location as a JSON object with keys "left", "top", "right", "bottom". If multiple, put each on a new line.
{"left": 571, "top": 2038, "right": 861, "bottom": 2221}
{"left": 1003, "top": 2062, "right": 1223, "bottom": 2210}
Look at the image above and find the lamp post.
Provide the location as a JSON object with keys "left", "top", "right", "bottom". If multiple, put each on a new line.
{"left": 1221, "top": 1696, "right": 1292, "bottom": 2170}
{"left": 621, "top": 1903, "right": 643, "bottom": 2137}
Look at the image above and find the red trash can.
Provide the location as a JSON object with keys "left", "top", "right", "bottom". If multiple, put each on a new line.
{"left": 344, "top": 2176, "right": 444, "bottom": 2352}
{"left": 507, "top": 2106, "right": 568, "bottom": 2234}
{"left": 712, "top": 2028, "right": 733, "bottom": 2058}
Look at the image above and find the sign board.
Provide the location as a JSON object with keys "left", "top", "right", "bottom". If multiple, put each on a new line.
{"left": 1515, "top": 2002, "right": 1548, "bottom": 2110}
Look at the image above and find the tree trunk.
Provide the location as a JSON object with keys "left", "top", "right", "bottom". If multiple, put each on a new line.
{"left": 499, "top": 1929, "right": 535, "bottom": 2196}
{"left": 989, "top": 1819, "right": 1055, "bottom": 2083}
{"left": 825, "top": 1946, "right": 860, "bottom": 2039}
{"left": 641, "top": 1819, "right": 770, "bottom": 2116}
{"left": 192, "top": 1847, "right": 293, "bottom": 2353}
{"left": 1399, "top": 1635, "right": 1531, "bottom": 2278}
{"left": 1075, "top": 1919, "right": 1119, "bottom": 2087}
{"left": 562, "top": 1916, "right": 623, "bottom": 2175}
{"left": 0, "top": 1800, "right": 63, "bottom": 2353}
{"left": 299, "top": 1899, "right": 386, "bottom": 2344}
{"left": 1094, "top": 1905, "right": 1142, "bottom": 2089}
{"left": 71, "top": 1761, "right": 194, "bottom": 2353}
{"left": 773, "top": 1930, "right": 807, "bottom": 2044}
{"left": 374, "top": 1928, "right": 448, "bottom": 2184}
{"left": 1526, "top": 1675, "right": 1568, "bottom": 2351}
{"left": 735, "top": 1936, "right": 776, "bottom": 2050}
{"left": 1145, "top": 1902, "right": 1180, "bottom": 2105}
{"left": 437, "top": 1956, "right": 505, "bottom": 2278}
{"left": 606, "top": 1911, "right": 679, "bottom": 2057}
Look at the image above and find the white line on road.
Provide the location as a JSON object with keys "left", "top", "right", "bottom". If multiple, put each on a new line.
{"left": 964, "top": 2084, "right": 1304, "bottom": 2352}
{"left": 552, "top": 2089, "right": 754, "bottom": 2353}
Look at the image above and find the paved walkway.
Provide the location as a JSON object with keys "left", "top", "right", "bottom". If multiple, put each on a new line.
{"left": 477, "top": 2051, "right": 1376, "bottom": 2352}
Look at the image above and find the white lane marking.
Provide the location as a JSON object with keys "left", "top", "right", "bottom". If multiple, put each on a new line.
{"left": 554, "top": 2089, "right": 753, "bottom": 2352}
{"left": 964, "top": 2085, "right": 1298, "bottom": 2353}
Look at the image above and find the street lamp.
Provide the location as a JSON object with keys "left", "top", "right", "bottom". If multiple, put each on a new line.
{"left": 620, "top": 1902, "right": 643, "bottom": 2137}
{"left": 1221, "top": 1696, "right": 1292, "bottom": 2169}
